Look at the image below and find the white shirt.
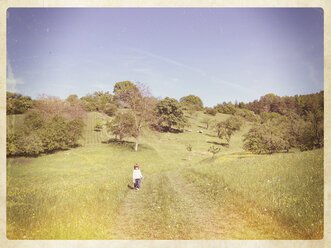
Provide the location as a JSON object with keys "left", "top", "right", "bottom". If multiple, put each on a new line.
{"left": 132, "top": 169, "right": 143, "bottom": 179}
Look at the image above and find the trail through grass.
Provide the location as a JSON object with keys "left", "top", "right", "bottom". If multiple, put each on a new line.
{"left": 6, "top": 111, "right": 323, "bottom": 239}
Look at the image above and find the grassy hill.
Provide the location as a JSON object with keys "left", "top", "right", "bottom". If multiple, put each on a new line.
{"left": 6, "top": 111, "right": 323, "bottom": 239}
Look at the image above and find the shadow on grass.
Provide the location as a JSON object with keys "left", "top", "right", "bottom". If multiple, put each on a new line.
{"left": 204, "top": 133, "right": 218, "bottom": 138}
{"left": 198, "top": 125, "right": 208, "bottom": 130}
{"left": 207, "top": 141, "right": 228, "bottom": 147}
{"left": 127, "top": 184, "right": 135, "bottom": 190}
{"left": 102, "top": 138, "right": 155, "bottom": 152}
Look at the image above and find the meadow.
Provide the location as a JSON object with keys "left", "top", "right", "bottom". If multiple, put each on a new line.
{"left": 6, "top": 111, "right": 323, "bottom": 239}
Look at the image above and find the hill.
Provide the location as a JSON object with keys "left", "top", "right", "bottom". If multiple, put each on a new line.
{"left": 6, "top": 111, "right": 323, "bottom": 239}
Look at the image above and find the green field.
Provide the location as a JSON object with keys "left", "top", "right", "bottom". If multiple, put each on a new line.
{"left": 6, "top": 111, "right": 323, "bottom": 239}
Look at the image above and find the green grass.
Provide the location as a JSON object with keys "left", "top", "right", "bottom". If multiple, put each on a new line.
{"left": 181, "top": 149, "right": 323, "bottom": 239}
{"left": 6, "top": 111, "right": 324, "bottom": 239}
{"left": 7, "top": 144, "right": 162, "bottom": 239}
{"left": 80, "top": 112, "right": 112, "bottom": 146}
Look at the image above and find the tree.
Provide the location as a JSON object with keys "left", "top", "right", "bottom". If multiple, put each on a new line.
{"left": 7, "top": 92, "right": 33, "bottom": 114}
{"left": 155, "top": 97, "right": 187, "bottom": 132}
{"left": 215, "top": 116, "right": 243, "bottom": 147}
{"left": 215, "top": 122, "right": 233, "bottom": 146}
{"left": 180, "top": 94, "right": 203, "bottom": 111}
{"left": 201, "top": 116, "right": 212, "bottom": 129}
{"left": 234, "top": 108, "right": 257, "bottom": 122}
{"left": 113, "top": 81, "right": 141, "bottom": 107}
{"left": 33, "top": 96, "right": 86, "bottom": 121}
{"left": 186, "top": 144, "right": 192, "bottom": 160}
{"left": 298, "top": 110, "right": 323, "bottom": 151}
{"left": 208, "top": 146, "right": 221, "bottom": 163}
{"left": 80, "top": 91, "right": 116, "bottom": 114}
{"left": 113, "top": 82, "right": 156, "bottom": 151}
{"left": 222, "top": 102, "right": 237, "bottom": 115}
{"left": 66, "top": 94, "right": 79, "bottom": 102}
{"left": 243, "top": 119, "right": 290, "bottom": 154}
{"left": 106, "top": 111, "right": 136, "bottom": 141}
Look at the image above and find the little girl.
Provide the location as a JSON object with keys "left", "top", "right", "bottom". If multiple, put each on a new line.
{"left": 132, "top": 163, "right": 143, "bottom": 190}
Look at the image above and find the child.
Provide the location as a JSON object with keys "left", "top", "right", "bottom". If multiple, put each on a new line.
{"left": 132, "top": 163, "right": 143, "bottom": 190}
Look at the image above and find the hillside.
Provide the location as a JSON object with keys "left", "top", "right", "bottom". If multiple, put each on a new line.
{"left": 6, "top": 111, "right": 323, "bottom": 239}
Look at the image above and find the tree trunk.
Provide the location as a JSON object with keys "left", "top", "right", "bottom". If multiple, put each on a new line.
{"left": 135, "top": 136, "right": 139, "bottom": 151}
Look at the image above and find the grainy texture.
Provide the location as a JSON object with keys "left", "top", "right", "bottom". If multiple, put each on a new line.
{"left": 0, "top": 1, "right": 329, "bottom": 248}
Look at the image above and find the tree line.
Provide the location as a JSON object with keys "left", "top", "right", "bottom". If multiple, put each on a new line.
{"left": 6, "top": 84, "right": 323, "bottom": 156}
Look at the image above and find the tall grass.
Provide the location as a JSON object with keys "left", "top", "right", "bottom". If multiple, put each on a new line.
{"left": 7, "top": 144, "right": 162, "bottom": 239}
{"left": 182, "top": 149, "right": 324, "bottom": 239}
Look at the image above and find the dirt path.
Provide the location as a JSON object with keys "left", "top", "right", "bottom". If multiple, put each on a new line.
{"left": 112, "top": 170, "right": 288, "bottom": 239}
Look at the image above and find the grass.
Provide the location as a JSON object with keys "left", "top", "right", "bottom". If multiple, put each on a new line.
{"left": 181, "top": 149, "right": 324, "bottom": 239}
{"left": 6, "top": 111, "right": 324, "bottom": 239}
{"left": 80, "top": 112, "right": 112, "bottom": 146}
{"left": 7, "top": 144, "right": 162, "bottom": 239}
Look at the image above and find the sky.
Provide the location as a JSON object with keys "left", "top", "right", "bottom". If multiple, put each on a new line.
{"left": 6, "top": 8, "right": 324, "bottom": 107}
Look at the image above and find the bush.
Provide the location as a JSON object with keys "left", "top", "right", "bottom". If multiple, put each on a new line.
{"left": 17, "top": 132, "right": 44, "bottom": 156}
{"left": 243, "top": 120, "right": 290, "bottom": 154}
{"left": 6, "top": 131, "right": 19, "bottom": 156}
{"left": 7, "top": 114, "right": 84, "bottom": 157}
{"left": 204, "top": 108, "right": 217, "bottom": 116}
{"left": 234, "top": 108, "right": 258, "bottom": 122}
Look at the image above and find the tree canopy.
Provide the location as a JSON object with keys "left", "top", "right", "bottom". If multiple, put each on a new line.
{"left": 112, "top": 82, "right": 156, "bottom": 151}
{"left": 180, "top": 94, "right": 203, "bottom": 110}
{"left": 7, "top": 92, "right": 34, "bottom": 114}
{"left": 155, "top": 97, "right": 187, "bottom": 132}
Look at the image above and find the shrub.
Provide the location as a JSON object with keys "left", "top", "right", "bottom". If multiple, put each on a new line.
{"left": 17, "top": 132, "right": 44, "bottom": 156}
{"left": 6, "top": 131, "right": 19, "bottom": 156}
{"left": 204, "top": 108, "right": 217, "bottom": 116}
{"left": 243, "top": 120, "right": 290, "bottom": 154}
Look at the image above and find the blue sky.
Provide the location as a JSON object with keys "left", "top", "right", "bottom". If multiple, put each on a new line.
{"left": 7, "top": 8, "right": 323, "bottom": 107}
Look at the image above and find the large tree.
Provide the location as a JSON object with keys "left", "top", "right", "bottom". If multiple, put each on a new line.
{"left": 155, "top": 97, "right": 187, "bottom": 132}
{"left": 180, "top": 94, "right": 203, "bottom": 111}
{"left": 7, "top": 92, "right": 33, "bottom": 114}
{"left": 113, "top": 81, "right": 156, "bottom": 151}
{"left": 113, "top": 81, "right": 141, "bottom": 107}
